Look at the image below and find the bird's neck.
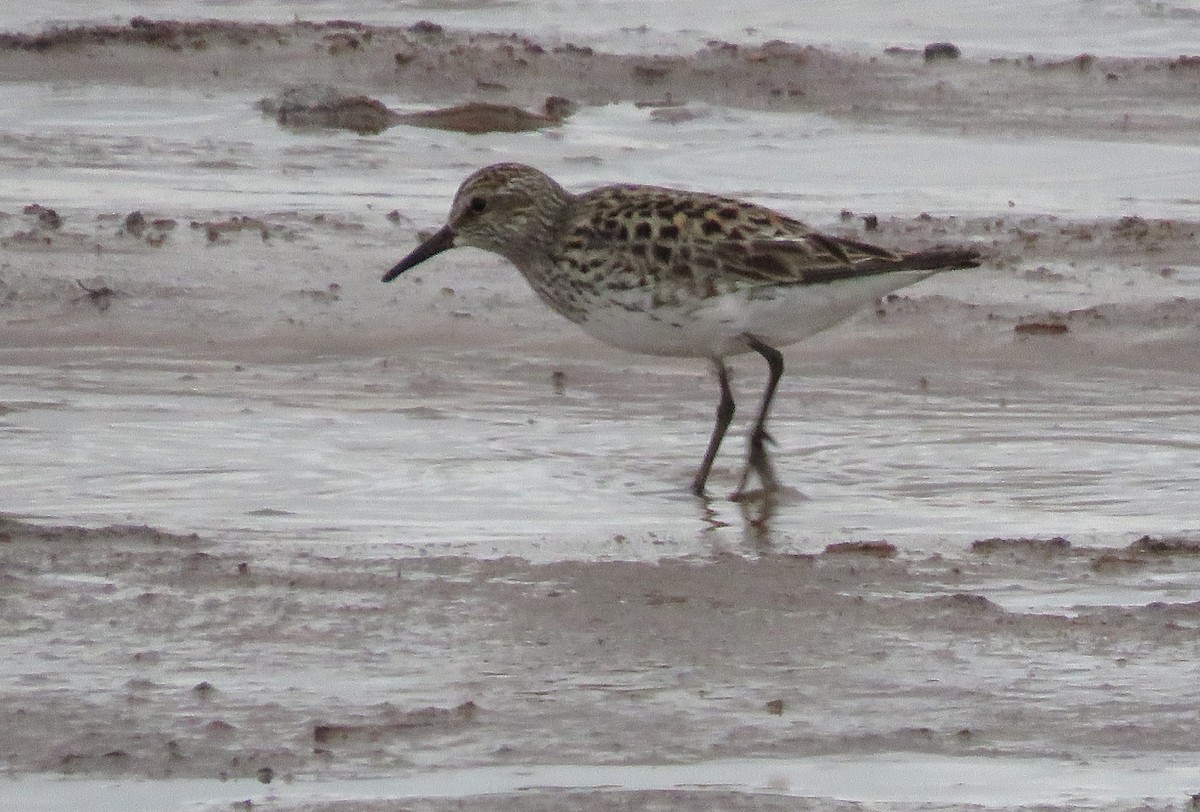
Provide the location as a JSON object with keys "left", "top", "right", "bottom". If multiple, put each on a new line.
{"left": 497, "top": 192, "right": 576, "bottom": 274}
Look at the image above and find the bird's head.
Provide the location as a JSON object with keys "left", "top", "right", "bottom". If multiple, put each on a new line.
{"left": 382, "top": 163, "right": 571, "bottom": 281}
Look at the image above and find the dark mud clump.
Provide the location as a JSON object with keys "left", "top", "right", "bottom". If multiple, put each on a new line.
{"left": 259, "top": 85, "right": 575, "bottom": 134}
{"left": 971, "top": 536, "right": 1072, "bottom": 555}
{"left": 0, "top": 17, "right": 369, "bottom": 52}
{"left": 0, "top": 515, "right": 201, "bottom": 546}
{"left": 1014, "top": 320, "right": 1070, "bottom": 336}
{"left": 1128, "top": 535, "right": 1200, "bottom": 555}
{"left": 392, "top": 96, "right": 576, "bottom": 133}
{"left": 313, "top": 701, "right": 479, "bottom": 744}
{"left": 923, "top": 42, "right": 961, "bottom": 62}
{"left": 189, "top": 215, "right": 290, "bottom": 243}
{"left": 259, "top": 85, "right": 395, "bottom": 135}
{"left": 823, "top": 540, "right": 898, "bottom": 558}
{"left": 23, "top": 203, "right": 62, "bottom": 230}
{"left": 72, "top": 279, "right": 123, "bottom": 311}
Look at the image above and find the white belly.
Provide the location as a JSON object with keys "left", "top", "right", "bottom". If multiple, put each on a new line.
{"left": 573, "top": 271, "right": 938, "bottom": 358}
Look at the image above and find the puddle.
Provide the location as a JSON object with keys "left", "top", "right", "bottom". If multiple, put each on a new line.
{"left": 6, "top": 753, "right": 1199, "bottom": 811}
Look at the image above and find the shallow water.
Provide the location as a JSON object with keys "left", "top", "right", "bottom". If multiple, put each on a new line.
{"left": 6, "top": 83, "right": 1200, "bottom": 219}
{"left": 5, "top": 353, "right": 1200, "bottom": 559}
{"left": 7, "top": 752, "right": 1200, "bottom": 811}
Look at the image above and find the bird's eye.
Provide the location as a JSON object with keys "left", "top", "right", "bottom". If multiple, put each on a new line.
{"left": 468, "top": 196, "right": 488, "bottom": 213}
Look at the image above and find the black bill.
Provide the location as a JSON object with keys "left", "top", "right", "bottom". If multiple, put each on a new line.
{"left": 381, "top": 225, "right": 457, "bottom": 282}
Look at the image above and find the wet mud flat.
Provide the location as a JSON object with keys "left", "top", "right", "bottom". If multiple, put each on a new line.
{"left": 3, "top": 124, "right": 1200, "bottom": 809}
{"left": 3, "top": 12, "right": 1200, "bottom": 811}
{"left": 3, "top": 516, "right": 1200, "bottom": 810}
{"left": 2, "top": 197, "right": 1200, "bottom": 365}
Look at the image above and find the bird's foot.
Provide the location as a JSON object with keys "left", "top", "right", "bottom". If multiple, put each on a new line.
{"left": 732, "top": 427, "right": 780, "bottom": 499}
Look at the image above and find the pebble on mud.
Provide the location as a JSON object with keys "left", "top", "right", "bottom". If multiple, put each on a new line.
{"left": 924, "top": 42, "right": 961, "bottom": 62}
{"left": 204, "top": 720, "right": 237, "bottom": 739}
{"left": 23, "top": 203, "right": 62, "bottom": 230}
{"left": 120, "top": 210, "right": 176, "bottom": 244}
{"left": 1014, "top": 321, "right": 1069, "bottom": 336}
{"left": 123, "top": 210, "right": 147, "bottom": 236}
{"left": 73, "top": 279, "right": 122, "bottom": 311}
{"left": 823, "top": 540, "right": 897, "bottom": 558}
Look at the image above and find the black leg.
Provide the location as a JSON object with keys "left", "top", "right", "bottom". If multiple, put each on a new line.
{"left": 735, "top": 334, "right": 784, "bottom": 495}
{"left": 692, "top": 358, "right": 735, "bottom": 496}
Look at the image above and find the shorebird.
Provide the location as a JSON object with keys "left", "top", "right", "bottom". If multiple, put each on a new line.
{"left": 383, "top": 163, "right": 979, "bottom": 497}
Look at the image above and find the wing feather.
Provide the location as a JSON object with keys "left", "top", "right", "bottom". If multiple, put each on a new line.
{"left": 565, "top": 185, "right": 964, "bottom": 294}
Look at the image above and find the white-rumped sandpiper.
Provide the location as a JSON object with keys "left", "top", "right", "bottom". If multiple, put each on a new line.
{"left": 383, "top": 163, "right": 979, "bottom": 497}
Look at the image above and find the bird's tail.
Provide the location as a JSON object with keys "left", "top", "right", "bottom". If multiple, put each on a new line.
{"left": 898, "top": 247, "right": 982, "bottom": 271}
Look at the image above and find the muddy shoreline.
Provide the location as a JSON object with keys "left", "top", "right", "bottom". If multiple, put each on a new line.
{"left": 4, "top": 515, "right": 1200, "bottom": 786}
{"left": 3, "top": 19, "right": 1200, "bottom": 142}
